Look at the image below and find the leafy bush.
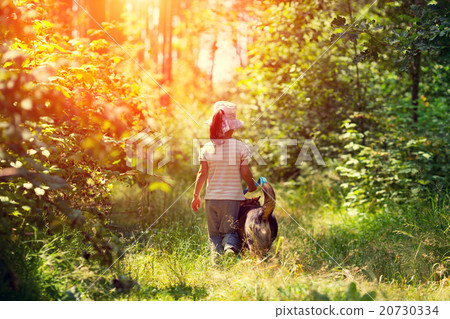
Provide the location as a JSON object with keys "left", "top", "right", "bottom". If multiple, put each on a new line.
{"left": 0, "top": 0, "right": 163, "bottom": 298}
{"left": 337, "top": 95, "right": 449, "bottom": 209}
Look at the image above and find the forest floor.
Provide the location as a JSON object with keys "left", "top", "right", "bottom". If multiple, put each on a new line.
{"left": 41, "top": 182, "right": 449, "bottom": 301}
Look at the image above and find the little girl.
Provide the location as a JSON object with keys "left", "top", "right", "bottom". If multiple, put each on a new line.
{"left": 191, "top": 101, "right": 257, "bottom": 258}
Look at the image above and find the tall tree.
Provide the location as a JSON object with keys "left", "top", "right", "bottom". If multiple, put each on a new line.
{"left": 159, "top": 0, "right": 174, "bottom": 106}
{"left": 108, "top": 0, "right": 126, "bottom": 42}
{"left": 87, "top": 0, "right": 106, "bottom": 31}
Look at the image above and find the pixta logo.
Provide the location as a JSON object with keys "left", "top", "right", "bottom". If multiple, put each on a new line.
{"left": 192, "top": 138, "right": 325, "bottom": 166}
{"left": 125, "top": 129, "right": 172, "bottom": 174}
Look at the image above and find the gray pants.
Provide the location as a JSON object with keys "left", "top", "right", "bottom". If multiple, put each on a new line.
{"left": 205, "top": 200, "right": 240, "bottom": 254}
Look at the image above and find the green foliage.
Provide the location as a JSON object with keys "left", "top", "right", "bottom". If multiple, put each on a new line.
{"left": 315, "top": 189, "right": 449, "bottom": 282}
{"left": 231, "top": 0, "right": 449, "bottom": 301}
{"left": 238, "top": 0, "right": 353, "bottom": 180}
{"left": 1, "top": 178, "right": 447, "bottom": 300}
{"left": 238, "top": 0, "right": 448, "bottom": 209}
{"left": 1, "top": 0, "right": 448, "bottom": 301}
{"left": 69, "top": 182, "right": 448, "bottom": 301}
{"left": 0, "top": 242, "right": 41, "bottom": 300}
{"left": 331, "top": 1, "right": 450, "bottom": 69}
{"left": 337, "top": 94, "right": 449, "bottom": 208}
{"left": 0, "top": 0, "right": 167, "bottom": 298}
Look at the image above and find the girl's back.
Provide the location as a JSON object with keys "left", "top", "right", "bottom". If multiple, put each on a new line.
{"left": 200, "top": 138, "right": 250, "bottom": 201}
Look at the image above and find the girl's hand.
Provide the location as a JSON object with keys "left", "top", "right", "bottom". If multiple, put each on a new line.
{"left": 191, "top": 196, "right": 201, "bottom": 212}
{"left": 248, "top": 184, "right": 257, "bottom": 193}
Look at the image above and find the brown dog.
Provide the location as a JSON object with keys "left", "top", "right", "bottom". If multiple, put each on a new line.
{"left": 238, "top": 182, "right": 277, "bottom": 255}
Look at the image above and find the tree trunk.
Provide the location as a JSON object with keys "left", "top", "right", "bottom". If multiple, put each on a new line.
{"left": 55, "top": 0, "right": 73, "bottom": 35}
{"left": 87, "top": 0, "right": 106, "bottom": 31}
{"left": 347, "top": 0, "right": 365, "bottom": 145}
{"left": 160, "top": 0, "right": 173, "bottom": 107}
{"left": 108, "top": 0, "right": 125, "bottom": 43}
{"left": 209, "top": 39, "right": 218, "bottom": 91}
{"left": 411, "top": 50, "right": 421, "bottom": 123}
{"left": 411, "top": 0, "right": 425, "bottom": 124}
{"left": 161, "top": 0, "right": 173, "bottom": 84}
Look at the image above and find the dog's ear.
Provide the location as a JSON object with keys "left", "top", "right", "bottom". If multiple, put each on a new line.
{"left": 252, "top": 196, "right": 262, "bottom": 206}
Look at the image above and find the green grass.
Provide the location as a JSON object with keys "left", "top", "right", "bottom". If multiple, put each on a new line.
{"left": 3, "top": 180, "right": 449, "bottom": 301}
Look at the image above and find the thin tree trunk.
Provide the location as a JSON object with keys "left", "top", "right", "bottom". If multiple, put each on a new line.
{"left": 160, "top": 0, "right": 173, "bottom": 107}
{"left": 161, "top": 0, "right": 173, "bottom": 84}
{"left": 411, "top": 50, "right": 421, "bottom": 123}
{"left": 210, "top": 39, "right": 218, "bottom": 91}
{"left": 109, "top": 0, "right": 125, "bottom": 43}
{"left": 347, "top": 0, "right": 365, "bottom": 145}
{"left": 411, "top": 0, "right": 424, "bottom": 123}
{"left": 166, "top": 0, "right": 173, "bottom": 83}
{"left": 87, "top": 0, "right": 106, "bottom": 31}
{"left": 59, "top": 0, "right": 73, "bottom": 35}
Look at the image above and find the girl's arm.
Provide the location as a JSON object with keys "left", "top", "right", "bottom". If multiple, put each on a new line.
{"left": 192, "top": 161, "right": 208, "bottom": 212}
{"left": 241, "top": 164, "right": 257, "bottom": 193}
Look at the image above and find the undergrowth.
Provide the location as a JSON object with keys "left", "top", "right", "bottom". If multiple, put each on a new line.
{"left": 3, "top": 179, "right": 448, "bottom": 301}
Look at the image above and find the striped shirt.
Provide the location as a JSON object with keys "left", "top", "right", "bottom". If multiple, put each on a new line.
{"left": 200, "top": 138, "right": 251, "bottom": 200}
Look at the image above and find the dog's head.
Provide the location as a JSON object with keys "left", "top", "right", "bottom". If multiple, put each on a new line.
{"left": 240, "top": 196, "right": 261, "bottom": 208}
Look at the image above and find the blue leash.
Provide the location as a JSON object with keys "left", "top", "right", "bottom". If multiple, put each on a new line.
{"left": 243, "top": 176, "right": 267, "bottom": 195}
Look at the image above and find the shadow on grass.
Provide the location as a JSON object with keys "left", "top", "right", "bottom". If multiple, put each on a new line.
{"left": 142, "top": 283, "right": 208, "bottom": 300}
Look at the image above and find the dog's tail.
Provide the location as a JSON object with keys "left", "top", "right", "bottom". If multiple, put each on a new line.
{"left": 261, "top": 182, "right": 276, "bottom": 222}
